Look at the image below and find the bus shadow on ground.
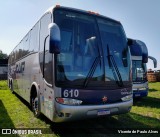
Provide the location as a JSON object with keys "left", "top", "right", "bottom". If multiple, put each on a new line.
{"left": 149, "top": 88, "right": 158, "bottom": 92}
{"left": 133, "top": 96, "right": 160, "bottom": 109}
{"left": 37, "top": 110, "right": 160, "bottom": 137}
{"left": 47, "top": 113, "right": 159, "bottom": 137}
{"left": 13, "top": 92, "right": 31, "bottom": 110}
{"left": 0, "top": 100, "right": 18, "bottom": 136}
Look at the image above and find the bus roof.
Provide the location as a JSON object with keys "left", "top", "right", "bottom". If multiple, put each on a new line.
{"left": 129, "top": 38, "right": 148, "bottom": 63}
{"left": 45, "top": 5, "right": 121, "bottom": 24}
{"left": 10, "top": 5, "right": 122, "bottom": 55}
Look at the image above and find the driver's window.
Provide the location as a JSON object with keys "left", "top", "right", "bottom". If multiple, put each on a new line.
{"left": 39, "top": 13, "right": 52, "bottom": 84}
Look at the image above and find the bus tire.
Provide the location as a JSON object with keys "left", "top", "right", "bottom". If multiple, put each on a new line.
{"left": 31, "top": 90, "right": 41, "bottom": 117}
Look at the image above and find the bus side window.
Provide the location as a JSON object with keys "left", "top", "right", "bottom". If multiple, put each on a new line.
{"left": 44, "top": 37, "right": 53, "bottom": 84}
{"left": 39, "top": 13, "right": 52, "bottom": 84}
{"left": 23, "top": 34, "right": 30, "bottom": 56}
{"left": 29, "top": 22, "right": 39, "bottom": 53}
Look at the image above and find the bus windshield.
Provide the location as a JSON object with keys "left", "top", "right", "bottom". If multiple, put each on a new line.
{"left": 132, "top": 60, "right": 147, "bottom": 82}
{"left": 54, "top": 9, "right": 131, "bottom": 89}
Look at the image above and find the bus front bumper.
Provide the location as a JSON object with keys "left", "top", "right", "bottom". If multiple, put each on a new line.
{"left": 133, "top": 89, "right": 148, "bottom": 98}
{"left": 53, "top": 99, "right": 133, "bottom": 122}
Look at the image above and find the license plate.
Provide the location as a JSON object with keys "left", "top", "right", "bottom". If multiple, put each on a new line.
{"left": 97, "top": 109, "right": 110, "bottom": 116}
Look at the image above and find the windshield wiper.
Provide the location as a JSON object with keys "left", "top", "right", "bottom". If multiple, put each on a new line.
{"left": 107, "top": 45, "right": 124, "bottom": 87}
{"left": 83, "top": 56, "right": 101, "bottom": 88}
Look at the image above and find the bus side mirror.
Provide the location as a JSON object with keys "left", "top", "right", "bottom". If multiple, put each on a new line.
{"left": 148, "top": 56, "right": 157, "bottom": 68}
{"left": 48, "top": 23, "right": 60, "bottom": 54}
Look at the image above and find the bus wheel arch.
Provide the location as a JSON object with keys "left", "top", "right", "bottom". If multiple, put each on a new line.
{"left": 30, "top": 83, "right": 41, "bottom": 117}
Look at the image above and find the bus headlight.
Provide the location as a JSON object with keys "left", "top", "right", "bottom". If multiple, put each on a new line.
{"left": 56, "top": 97, "right": 83, "bottom": 105}
{"left": 121, "top": 94, "right": 132, "bottom": 101}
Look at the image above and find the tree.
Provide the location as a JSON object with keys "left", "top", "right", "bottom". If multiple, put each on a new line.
{"left": 0, "top": 50, "right": 8, "bottom": 59}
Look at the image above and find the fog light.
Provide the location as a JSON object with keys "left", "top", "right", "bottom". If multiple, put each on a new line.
{"left": 57, "top": 112, "right": 64, "bottom": 117}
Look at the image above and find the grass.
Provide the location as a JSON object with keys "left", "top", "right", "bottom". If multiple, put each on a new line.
{"left": 132, "top": 82, "right": 160, "bottom": 123}
{"left": 0, "top": 81, "right": 55, "bottom": 137}
{"left": 0, "top": 81, "right": 160, "bottom": 137}
{"left": 0, "top": 80, "right": 8, "bottom": 90}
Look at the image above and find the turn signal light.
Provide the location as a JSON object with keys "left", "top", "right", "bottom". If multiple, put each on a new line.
{"left": 56, "top": 5, "right": 60, "bottom": 8}
{"left": 88, "top": 11, "right": 99, "bottom": 15}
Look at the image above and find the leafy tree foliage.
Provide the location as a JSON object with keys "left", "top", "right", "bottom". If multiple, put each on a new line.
{"left": 0, "top": 50, "right": 8, "bottom": 59}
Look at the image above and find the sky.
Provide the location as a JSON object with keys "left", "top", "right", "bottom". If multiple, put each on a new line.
{"left": 0, "top": 0, "right": 159, "bottom": 70}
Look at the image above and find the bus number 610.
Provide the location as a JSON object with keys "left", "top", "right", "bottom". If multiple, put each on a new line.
{"left": 63, "top": 89, "right": 79, "bottom": 98}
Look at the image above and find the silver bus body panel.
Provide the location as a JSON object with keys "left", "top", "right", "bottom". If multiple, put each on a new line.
{"left": 12, "top": 52, "right": 40, "bottom": 102}
{"left": 39, "top": 82, "right": 55, "bottom": 121}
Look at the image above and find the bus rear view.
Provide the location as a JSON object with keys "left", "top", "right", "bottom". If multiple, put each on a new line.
{"left": 8, "top": 6, "right": 133, "bottom": 122}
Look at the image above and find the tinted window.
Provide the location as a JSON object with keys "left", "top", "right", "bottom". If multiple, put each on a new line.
{"left": 39, "top": 13, "right": 51, "bottom": 78}
{"left": 18, "top": 42, "right": 23, "bottom": 59}
{"left": 29, "top": 22, "right": 39, "bottom": 52}
{"left": 54, "top": 10, "right": 103, "bottom": 87}
{"left": 23, "top": 34, "right": 30, "bottom": 56}
{"left": 54, "top": 9, "right": 130, "bottom": 89}
{"left": 39, "top": 13, "right": 51, "bottom": 52}
{"left": 132, "top": 60, "right": 147, "bottom": 82}
{"left": 97, "top": 18, "right": 130, "bottom": 82}
{"left": 44, "top": 37, "right": 53, "bottom": 84}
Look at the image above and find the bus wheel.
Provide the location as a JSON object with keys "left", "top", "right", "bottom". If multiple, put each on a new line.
{"left": 31, "top": 96, "right": 40, "bottom": 117}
